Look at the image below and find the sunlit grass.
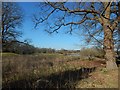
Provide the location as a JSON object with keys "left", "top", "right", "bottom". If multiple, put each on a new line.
{"left": 1, "top": 52, "right": 19, "bottom": 56}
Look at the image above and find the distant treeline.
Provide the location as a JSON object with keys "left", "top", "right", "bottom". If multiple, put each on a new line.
{"left": 1, "top": 41, "right": 106, "bottom": 60}
{"left": 2, "top": 40, "right": 119, "bottom": 57}
{"left": 2, "top": 41, "right": 80, "bottom": 55}
{"left": 2, "top": 41, "right": 36, "bottom": 54}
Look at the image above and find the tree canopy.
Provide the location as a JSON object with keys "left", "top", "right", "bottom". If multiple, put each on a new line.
{"left": 34, "top": 2, "right": 119, "bottom": 46}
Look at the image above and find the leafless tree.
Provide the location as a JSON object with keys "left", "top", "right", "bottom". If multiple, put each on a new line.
{"left": 2, "top": 2, "right": 23, "bottom": 51}
{"left": 33, "top": 1, "right": 120, "bottom": 70}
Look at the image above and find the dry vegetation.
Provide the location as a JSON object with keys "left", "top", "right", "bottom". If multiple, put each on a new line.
{"left": 2, "top": 53, "right": 119, "bottom": 89}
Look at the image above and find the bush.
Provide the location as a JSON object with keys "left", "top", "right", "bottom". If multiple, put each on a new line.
{"left": 80, "top": 47, "right": 104, "bottom": 60}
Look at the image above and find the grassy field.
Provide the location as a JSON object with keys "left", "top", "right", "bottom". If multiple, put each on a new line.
{"left": 2, "top": 53, "right": 118, "bottom": 89}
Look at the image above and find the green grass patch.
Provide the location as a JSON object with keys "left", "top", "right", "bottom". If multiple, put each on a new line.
{"left": 1, "top": 52, "right": 19, "bottom": 56}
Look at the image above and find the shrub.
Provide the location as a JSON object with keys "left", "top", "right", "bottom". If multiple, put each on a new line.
{"left": 80, "top": 47, "right": 104, "bottom": 60}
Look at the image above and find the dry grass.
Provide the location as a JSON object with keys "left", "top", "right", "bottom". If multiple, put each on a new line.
{"left": 2, "top": 53, "right": 83, "bottom": 88}
{"left": 2, "top": 53, "right": 119, "bottom": 89}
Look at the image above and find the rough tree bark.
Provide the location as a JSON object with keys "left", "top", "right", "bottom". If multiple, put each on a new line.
{"left": 102, "top": 2, "right": 118, "bottom": 70}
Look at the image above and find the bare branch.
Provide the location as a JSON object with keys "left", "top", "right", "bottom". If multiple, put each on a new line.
{"left": 33, "top": 8, "right": 56, "bottom": 28}
{"left": 48, "top": 2, "right": 100, "bottom": 15}
{"left": 83, "top": 25, "right": 103, "bottom": 45}
{"left": 63, "top": 16, "right": 87, "bottom": 26}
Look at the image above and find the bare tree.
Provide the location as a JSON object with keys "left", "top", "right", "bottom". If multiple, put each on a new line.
{"left": 33, "top": 1, "right": 119, "bottom": 70}
{"left": 2, "top": 2, "right": 23, "bottom": 52}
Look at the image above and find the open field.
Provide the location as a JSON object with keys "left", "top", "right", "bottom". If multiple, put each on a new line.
{"left": 2, "top": 53, "right": 118, "bottom": 89}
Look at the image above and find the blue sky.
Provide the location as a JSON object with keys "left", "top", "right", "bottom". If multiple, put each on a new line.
{"left": 18, "top": 2, "right": 86, "bottom": 50}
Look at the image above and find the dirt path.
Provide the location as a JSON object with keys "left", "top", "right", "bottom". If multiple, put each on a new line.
{"left": 74, "top": 60, "right": 118, "bottom": 88}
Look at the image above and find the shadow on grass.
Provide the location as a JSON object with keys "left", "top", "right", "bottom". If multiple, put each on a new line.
{"left": 116, "top": 56, "right": 120, "bottom": 67}
{"left": 2, "top": 67, "right": 96, "bottom": 89}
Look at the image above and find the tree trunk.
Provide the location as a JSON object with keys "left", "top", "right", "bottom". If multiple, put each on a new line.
{"left": 102, "top": 2, "right": 118, "bottom": 70}
{"left": 103, "top": 24, "right": 118, "bottom": 70}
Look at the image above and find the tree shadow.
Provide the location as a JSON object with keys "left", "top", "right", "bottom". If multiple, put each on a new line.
{"left": 116, "top": 56, "right": 120, "bottom": 67}
{"left": 2, "top": 67, "right": 96, "bottom": 89}
{"left": 35, "top": 67, "right": 96, "bottom": 88}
